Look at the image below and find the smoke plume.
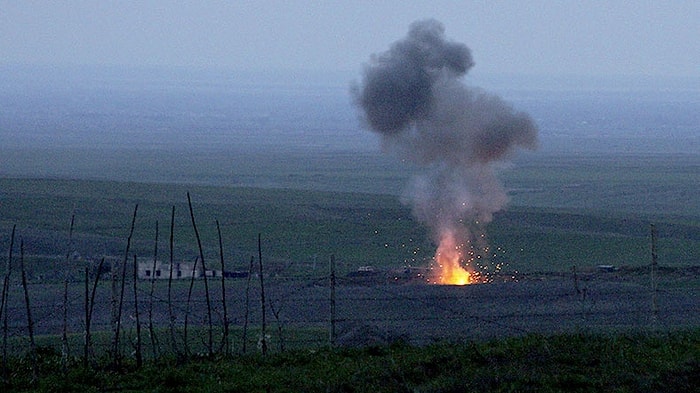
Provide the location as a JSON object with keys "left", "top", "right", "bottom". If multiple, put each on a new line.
{"left": 354, "top": 19, "right": 538, "bottom": 269}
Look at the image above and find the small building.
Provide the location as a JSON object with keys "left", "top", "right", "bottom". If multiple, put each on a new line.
{"left": 596, "top": 265, "right": 617, "bottom": 273}
{"left": 138, "top": 260, "right": 204, "bottom": 280}
{"left": 347, "top": 266, "right": 378, "bottom": 277}
{"left": 137, "top": 259, "right": 247, "bottom": 280}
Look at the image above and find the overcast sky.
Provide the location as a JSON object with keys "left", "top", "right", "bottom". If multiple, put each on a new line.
{"left": 2, "top": 1, "right": 699, "bottom": 78}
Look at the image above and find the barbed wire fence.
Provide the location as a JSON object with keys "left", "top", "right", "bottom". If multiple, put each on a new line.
{"left": 1, "top": 261, "right": 697, "bottom": 361}
{"left": 1, "top": 208, "right": 699, "bottom": 385}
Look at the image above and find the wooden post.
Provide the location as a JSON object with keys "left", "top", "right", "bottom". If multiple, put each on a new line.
{"left": 271, "top": 299, "right": 287, "bottom": 352}
{"left": 85, "top": 257, "right": 104, "bottom": 368}
{"left": 132, "top": 255, "right": 143, "bottom": 368}
{"left": 19, "top": 238, "right": 37, "bottom": 383}
{"left": 113, "top": 204, "right": 138, "bottom": 368}
{"left": 216, "top": 220, "right": 229, "bottom": 356}
{"left": 258, "top": 233, "right": 267, "bottom": 355}
{"left": 242, "top": 256, "right": 254, "bottom": 354}
{"left": 110, "top": 251, "right": 117, "bottom": 363}
{"left": 84, "top": 264, "right": 89, "bottom": 368}
{"left": 147, "top": 221, "right": 159, "bottom": 360}
{"left": 183, "top": 256, "right": 199, "bottom": 359}
{"left": 329, "top": 254, "right": 336, "bottom": 348}
{"left": 650, "top": 224, "right": 659, "bottom": 323}
{"left": 167, "top": 206, "right": 178, "bottom": 357}
{"left": 187, "top": 192, "right": 213, "bottom": 357}
{"left": 62, "top": 214, "right": 75, "bottom": 373}
{"left": 1, "top": 225, "right": 15, "bottom": 383}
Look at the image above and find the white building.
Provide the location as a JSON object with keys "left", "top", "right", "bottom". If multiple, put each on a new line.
{"left": 137, "top": 259, "right": 208, "bottom": 280}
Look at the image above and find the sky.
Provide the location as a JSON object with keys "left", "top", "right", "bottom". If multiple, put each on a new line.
{"left": 1, "top": 1, "right": 699, "bottom": 78}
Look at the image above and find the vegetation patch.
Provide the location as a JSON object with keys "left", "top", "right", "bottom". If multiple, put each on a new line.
{"left": 1, "top": 330, "right": 698, "bottom": 392}
{"left": 2, "top": 178, "right": 698, "bottom": 279}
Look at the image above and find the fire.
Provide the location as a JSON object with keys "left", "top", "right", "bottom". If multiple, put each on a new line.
{"left": 430, "top": 230, "right": 477, "bottom": 285}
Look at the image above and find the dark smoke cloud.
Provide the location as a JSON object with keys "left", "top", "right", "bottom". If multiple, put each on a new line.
{"left": 354, "top": 19, "right": 538, "bottom": 239}
{"left": 356, "top": 19, "right": 474, "bottom": 134}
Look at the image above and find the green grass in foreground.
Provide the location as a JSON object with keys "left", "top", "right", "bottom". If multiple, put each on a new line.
{"left": 3, "top": 330, "right": 698, "bottom": 392}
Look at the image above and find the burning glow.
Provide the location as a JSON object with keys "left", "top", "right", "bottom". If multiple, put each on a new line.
{"left": 430, "top": 230, "right": 477, "bottom": 285}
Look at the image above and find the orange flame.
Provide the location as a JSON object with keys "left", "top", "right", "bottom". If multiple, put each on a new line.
{"left": 430, "top": 230, "right": 477, "bottom": 285}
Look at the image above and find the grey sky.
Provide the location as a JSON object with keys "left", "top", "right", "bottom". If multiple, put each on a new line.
{"left": 1, "top": 1, "right": 699, "bottom": 78}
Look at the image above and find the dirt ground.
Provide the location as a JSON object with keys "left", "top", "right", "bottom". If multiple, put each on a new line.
{"left": 329, "top": 269, "right": 699, "bottom": 345}
{"left": 3, "top": 267, "right": 698, "bottom": 350}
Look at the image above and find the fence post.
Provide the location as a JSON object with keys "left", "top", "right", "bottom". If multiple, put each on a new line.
{"left": 20, "top": 238, "right": 37, "bottom": 383}
{"left": 187, "top": 192, "right": 213, "bottom": 357}
{"left": 167, "top": 206, "right": 178, "bottom": 358}
{"left": 650, "top": 224, "right": 659, "bottom": 323}
{"left": 113, "top": 204, "right": 138, "bottom": 368}
{"left": 132, "top": 255, "right": 143, "bottom": 368}
{"left": 84, "top": 265, "right": 89, "bottom": 368}
{"left": 62, "top": 215, "right": 75, "bottom": 374}
{"left": 147, "top": 221, "right": 159, "bottom": 360}
{"left": 216, "top": 220, "right": 229, "bottom": 357}
{"left": 85, "top": 257, "right": 104, "bottom": 369}
{"left": 329, "top": 254, "right": 336, "bottom": 348}
{"left": 1, "top": 225, "right": 16, "bottom": 384}
{"left": 258, "top": 233, "right": 267, "bottom": 355}
{"left": 242, "top": 256, "right": 254, "bottom": 354}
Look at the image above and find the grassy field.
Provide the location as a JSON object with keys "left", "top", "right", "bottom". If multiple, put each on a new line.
{"left": 2, "top": 151, "right": 699, "bottom": 280}
{"left": 2, "top": 148, "right": 699, "bottom": 218}
{"left": 1, "top": 152, "right": 699, "bottom": 391}
{"left": 1, "top": 178, "right": 432, "bottom": 278}
{"left": 503, "top": 153, "right": 700, "bottom": 218}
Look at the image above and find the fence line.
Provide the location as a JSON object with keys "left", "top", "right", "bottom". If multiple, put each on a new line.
{"left": 1, "top": 267, "right": 697, "bottom": 360}
{"left": 2, "top": 210, "right": 699, "bottom": 381}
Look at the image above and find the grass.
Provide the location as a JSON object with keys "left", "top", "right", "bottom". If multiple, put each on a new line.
{"left": 5, "top": 324, "right": 329, "bottom": 362}
{"left": 3, "top": 329, "right": 698, "bottom": 392}
{"left": 0, "top": 159, "right": 698, "bottom": 391}
{"left": 2, "top": 172, "right": 699, "bottom": 279}
{"left": 502, "top": 153, "right": 700, "bottom": 219}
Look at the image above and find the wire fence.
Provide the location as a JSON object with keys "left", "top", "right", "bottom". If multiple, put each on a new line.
{"left": 1, "top": 265, "right": 698, "bottom": 364}
{"left": 2, "top": 205, "right": 698, "bottom": 380}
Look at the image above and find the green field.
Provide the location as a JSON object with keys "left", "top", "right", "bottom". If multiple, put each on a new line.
{"left": 1, "top": 152, "right": 699, "bottom": 279}
{"left": 1, "top": 151, "right": 699, "bottom": 391}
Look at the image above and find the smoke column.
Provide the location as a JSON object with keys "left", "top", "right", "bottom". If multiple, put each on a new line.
{"left": 354, "top": 19, "right": 538, "bottom": 284}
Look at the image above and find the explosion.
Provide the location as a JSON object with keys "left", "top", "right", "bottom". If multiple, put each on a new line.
{"left": 430, "top": 229, "right": 475, "bottom": 285}
{"left": 353, "top": 20, "right": 538, "bottom": 285}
